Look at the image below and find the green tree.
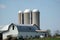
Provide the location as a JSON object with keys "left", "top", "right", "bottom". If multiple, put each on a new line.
{"left": 47, "top": 29, "right": 51, "bottom": 37}
{"left": 54, "top": 30, "right": 60, "bottom": 36}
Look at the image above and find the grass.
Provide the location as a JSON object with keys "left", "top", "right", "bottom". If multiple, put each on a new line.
{"left": 5, "top": 37, "right": 60, "bottom": 40}
{"left": 39, "top": 38, "right": 60, "bottom": 40}
{"left": 25, "top": 37, "right": 60, "bottom": 40}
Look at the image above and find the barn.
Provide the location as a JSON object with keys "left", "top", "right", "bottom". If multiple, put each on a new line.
{"left": 0, "top": 23, "right": 48, "bottom": 40}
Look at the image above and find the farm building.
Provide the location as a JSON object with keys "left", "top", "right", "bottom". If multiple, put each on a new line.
{"left": 0, "top": 9, "right": 48, "bottom": 40}
{"left": 0, "top": 23, "right": 48, "bottom": 40}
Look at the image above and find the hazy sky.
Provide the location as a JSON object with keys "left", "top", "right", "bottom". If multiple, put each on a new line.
{"left": 0, "top": 0, "right": 60, "bottom": 34}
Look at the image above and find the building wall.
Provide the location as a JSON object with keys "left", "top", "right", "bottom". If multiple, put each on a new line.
{"left": 3, "top": 26, "right": 18, "bottom": 40}
{"left": 18, "top": 32, "right": 47, "bottom": 38}
{"left": 2, "top": 24, "right": 47, "bottom": 40}
{"left": 18, "top": 32, "right": 37, "bottom": 38}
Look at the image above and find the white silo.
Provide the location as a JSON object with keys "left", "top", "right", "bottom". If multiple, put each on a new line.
{"left": 32, "top": 9, "right": 40, "bottom": 29}
{"left": 18, "top": 11, "right": 24, "bottom": 24}
{"left": 24, "top": 9, "right": 31, "bottom": 24}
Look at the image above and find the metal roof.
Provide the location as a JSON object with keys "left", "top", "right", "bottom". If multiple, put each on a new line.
{"left": 0, "top": 24, "right": 10, "bottom": 31}
{"left": 18, "top": 10, "right": 22, "bottom": 13}
{"left": 15, "top": 24, "right": 34, "bottom": 26}
{"left": 0, "top": 23, "right": 38, "bottom": 32}
{"left": 24, "top": 9, "right": 31, "bottom": 13}
{"left": 16, "top": 25, "right": 38, "bottom": 32}
{"left": 0, "top": 23, "right": 47, "bottom": 33}
{"left": 32, "top": 9, "right": 39, "bottom": 12}
{"left": 35, "top": 30, "right": 47, "bottom": 32}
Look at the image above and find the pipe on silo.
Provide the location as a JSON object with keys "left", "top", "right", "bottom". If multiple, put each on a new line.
{"left": 32, "top": 9, "right": 40, "bottom": 29}
{"left": 24, "top": 9, "right": 31, "bottom": 24}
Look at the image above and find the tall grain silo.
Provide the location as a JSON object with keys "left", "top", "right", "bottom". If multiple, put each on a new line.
{"left": 18, "top": 11, "right": 24, "bottom": 24}
{"left": 24, "top": 9, "right": 31, "bottom": 24}
{"left": 32, "top": 9, "right": 40, "bottom": 29}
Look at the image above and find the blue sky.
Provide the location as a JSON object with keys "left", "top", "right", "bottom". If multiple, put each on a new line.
{"left": 0, "top": 0, "right": 60, "bottom": 34}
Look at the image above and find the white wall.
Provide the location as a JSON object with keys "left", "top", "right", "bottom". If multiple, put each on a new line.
{"left": 3, "top": 26, "right": 18, "bottom": 40}
{"left": 2, "top": 25, "right": 47, "bottom": 40}
{"left": 18, "top": 32, "right": 47, "bottom": 38}
{"left": 18, "top": 32, "right": 37, "bottom": 38}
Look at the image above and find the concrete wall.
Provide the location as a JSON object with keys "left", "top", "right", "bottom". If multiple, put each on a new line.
{"left": 18, "top": 11, "right": 23, "bottom": 24}
{"left": 32, "top": 9, "right": 40, "bottom": 29}
{"left": 24, "top": 9, "right": 31, "bottom": 24}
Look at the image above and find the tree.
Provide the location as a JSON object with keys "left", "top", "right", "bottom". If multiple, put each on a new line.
{"left": 47, "top": 29, "right": 51, "bottom": 37}
{"left": 54, "top": 30, "right": 60, "bottom": 36}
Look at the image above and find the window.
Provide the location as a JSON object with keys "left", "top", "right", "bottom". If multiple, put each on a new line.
{"left": 29, "top": 27, "right": 31, "bottom": 30}
{"left": 12, "top": 25, "right": 14, "bottom": 30}
{"left": 26, "top": 35, "right": 28, "bottom": 38}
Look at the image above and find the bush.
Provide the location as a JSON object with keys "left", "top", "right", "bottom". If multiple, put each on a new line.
{"left": 35, "top": 35, "right": 40, "bottom": 38}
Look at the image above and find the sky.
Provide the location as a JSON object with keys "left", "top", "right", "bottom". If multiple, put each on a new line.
{"left": 0, "top": 0, "right": 60, "bottom": 35}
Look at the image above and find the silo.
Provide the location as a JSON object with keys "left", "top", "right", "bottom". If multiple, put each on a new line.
{"left": 18, "top": 11, "right": 24, "bottom": 24}
{"left": 24, "top": 9, "right": 31, "bottom": 24}
{"left": 32, "top": 9, "right": 40, "bottom": 29}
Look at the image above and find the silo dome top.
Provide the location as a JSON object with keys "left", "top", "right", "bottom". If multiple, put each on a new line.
{"left": 18, "top": 10, "right": 22, "bottom": 13}
{"left": 24, "top": 9, "right": 31, "bottom": 13}
{"left": 32, "top": 9, "right": 39, "bottom": 12}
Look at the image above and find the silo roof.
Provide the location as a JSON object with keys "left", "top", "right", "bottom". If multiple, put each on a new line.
{"left": 24, "top": 9, "right": 31, "bottom": 13}
{"left": 18, "top": 10, "right": 22, "bottom": 13}
{"left": 32, "top": 9, "right": 39, "bottom": 12}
